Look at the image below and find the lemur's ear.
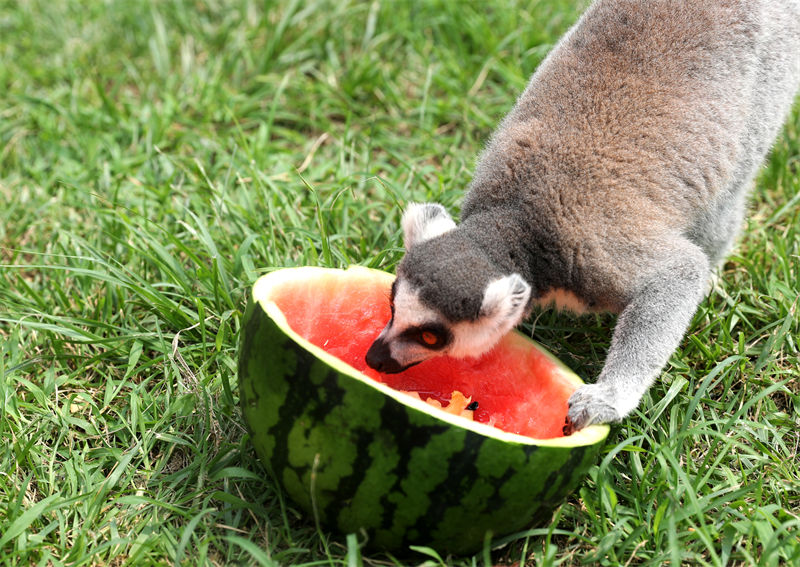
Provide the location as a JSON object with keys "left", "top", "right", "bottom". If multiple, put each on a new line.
{"left": 479, "top": 274, "right": 531, "bottom": 327}
{"left": 402, "top": 203, "right": 456, "bottom": 249}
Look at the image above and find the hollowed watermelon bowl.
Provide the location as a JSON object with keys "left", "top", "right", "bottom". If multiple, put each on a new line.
{"left": 238, "top": 266, "right": 609, "bottom": 554}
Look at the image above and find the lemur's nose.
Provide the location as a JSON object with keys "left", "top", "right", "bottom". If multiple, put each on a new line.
{"left": 365, "top": 338, "right": 404, "bottom": 373}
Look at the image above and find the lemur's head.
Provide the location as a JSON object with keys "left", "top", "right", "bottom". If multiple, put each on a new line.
{"left": 365, "top": 203, "right": 531, "bottom": 373}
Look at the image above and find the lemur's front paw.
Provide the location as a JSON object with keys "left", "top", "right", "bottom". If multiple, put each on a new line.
{"left": 565, "top": 383, "right": 621, "bottom": 432}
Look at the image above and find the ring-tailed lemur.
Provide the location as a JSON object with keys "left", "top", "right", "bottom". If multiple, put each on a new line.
{"left": 365, "top": 0, "right": 800, "bottom": 432}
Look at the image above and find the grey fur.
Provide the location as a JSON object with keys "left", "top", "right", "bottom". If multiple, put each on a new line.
{"left": 369, "top": 0, "right": 800, "bottom": 430}
{"left": 399, "top": 228, "right": 502, "bottom": 321}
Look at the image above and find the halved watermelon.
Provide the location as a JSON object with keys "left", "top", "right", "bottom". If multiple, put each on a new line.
{"left": 238, "top": 266, "right": 608, "bottom": 554}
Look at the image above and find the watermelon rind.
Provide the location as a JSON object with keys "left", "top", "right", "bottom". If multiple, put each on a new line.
{"left": 238, "top": 266, "right": 609, "bottom": 554}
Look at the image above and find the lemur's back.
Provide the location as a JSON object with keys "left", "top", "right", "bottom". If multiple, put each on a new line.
{"left": 464, "top": 0, "right": 800, "bottom": 250}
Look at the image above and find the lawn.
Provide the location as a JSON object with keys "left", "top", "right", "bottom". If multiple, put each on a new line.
{"left": 1, "top": 0, "right": 798, "bottom": 565}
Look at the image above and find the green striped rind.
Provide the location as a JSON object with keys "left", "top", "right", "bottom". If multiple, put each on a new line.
{"left": 238, "top": 267, "right": 609, "bottom": 554}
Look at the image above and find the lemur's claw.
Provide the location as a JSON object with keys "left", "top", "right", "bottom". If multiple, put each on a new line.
{"left": 562, "top": 416, "right": 576, "bottom": 436}
{"left": 566, "top": 384, "right": 621, "bottom": 431}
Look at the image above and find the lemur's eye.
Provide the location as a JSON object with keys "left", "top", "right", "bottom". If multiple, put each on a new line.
{"left": 402, "top": 324, "right": 450, "bottom": 350}
{"left": 417, "top": 328, "right": 448, "bottom": 349}
{"left": 420, "top": 330, "right": 438, "bottom": 345}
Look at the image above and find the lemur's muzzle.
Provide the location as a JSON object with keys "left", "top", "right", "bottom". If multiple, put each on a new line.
{"left": 365, "top": 338, "right": 409, "bottom": 374}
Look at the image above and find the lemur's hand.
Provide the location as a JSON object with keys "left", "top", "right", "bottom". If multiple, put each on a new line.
{"left": 565, "top": 383, "right": 622, "bottom": 431}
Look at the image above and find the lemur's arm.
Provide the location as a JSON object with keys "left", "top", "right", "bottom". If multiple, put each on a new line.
{"left": 566, "top": 239, "right": 710, "bottom": 431}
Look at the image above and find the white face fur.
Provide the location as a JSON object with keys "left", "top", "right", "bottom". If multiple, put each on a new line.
{"left": 364, "top": 203, "right": 532, "bottom": 373}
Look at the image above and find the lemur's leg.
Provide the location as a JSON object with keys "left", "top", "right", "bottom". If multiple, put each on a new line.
{"left": 566, "top": 239, "right": 711, "bottom": 431}
{"left": 686, "top": 184, "right": 750, "bottom": 269}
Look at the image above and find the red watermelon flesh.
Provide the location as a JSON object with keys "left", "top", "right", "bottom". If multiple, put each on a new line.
{"left": 269, "top": 271, "right": 576, "bottom": 439}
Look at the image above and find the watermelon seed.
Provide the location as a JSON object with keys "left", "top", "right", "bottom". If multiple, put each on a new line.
{"left": 466, "top": 401, "right": 479, "bottom": 411}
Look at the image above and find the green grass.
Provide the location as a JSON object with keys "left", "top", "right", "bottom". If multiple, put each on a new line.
{"left": 1, "top": 0, "right": 798, "bottom": 565}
